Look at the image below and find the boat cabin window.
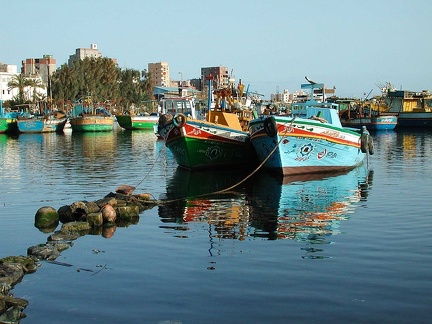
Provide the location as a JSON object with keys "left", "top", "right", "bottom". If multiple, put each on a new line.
{"left": 162, "top": 99, "right": 193, "bottom": 117}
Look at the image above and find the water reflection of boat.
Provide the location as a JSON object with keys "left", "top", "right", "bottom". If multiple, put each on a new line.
{"left": 248, "top": 166, "right": 372, "bottom": 244}
{"left": 159, "top": 167, "right": 251, "bottom": 240}
{"left": 160, "top": 165, "right": 372, "bottom": 249}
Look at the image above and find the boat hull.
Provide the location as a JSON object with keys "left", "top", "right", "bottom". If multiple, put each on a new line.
{"left": 116, "top": 115, "right": 158, "bottom": 130}
{"left": 17, "top": 118, "right": 67, "bottom": 133}
{"left": 0, "top": 118, "right": 18, "bottom": 134}
{"left": 341, "top": 115, "right": 397, "bottom": 130}
{"left": 69, "top": 116, "right": 115, "bottom": 132}
{"left": 249, "top": 117, "right": 366, "bottom": 176}
{"left": 159, "top": 119, "right": 256, "bottom": 170}
{"left": 396, "top": 112, "right": 432, "bottom": 128}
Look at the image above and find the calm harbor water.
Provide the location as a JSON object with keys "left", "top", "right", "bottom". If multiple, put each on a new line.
{"left": 1, "top": 126, "right": 432, "bottom": 323}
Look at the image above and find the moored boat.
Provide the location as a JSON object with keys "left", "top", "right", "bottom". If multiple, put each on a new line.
{"left": 384, "top": 84, "right": 432, "bottom": 128}
{"left": 17, "top": 111, "right": 67, "bottom": 133}
{"left": 69, "top": 101, "right": 114, "bottom": 132}
{"left": 248, "top": 78, "right": 373, "bottom": 176}
{"left": 157, "top": 79, "right": 258, "bottom": 170}
{"left": 339, "top": 98, "right": 397, "bottom": 130}
{"left": 116, "top": 113, "right": 159, "bottom": 131}
{"left": 0, "top": 104, "right": 28, "bottom": 134}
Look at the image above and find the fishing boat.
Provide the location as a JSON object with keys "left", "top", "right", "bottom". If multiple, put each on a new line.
{"left": 17, "top": 111, "right": 67, "bottom": 133}
{"left": 248, "top": 78, "right": 373, "bottom": 176}
{"left": 69, "top": 99, "right": 114, "bottom": 132}
{"left": 116, "top": 113, "right": 160, "bottom": 131}
{"left": 339, "top": 98, "right": 397, "bottom": 130}
{"left": 0, "top": 106, "right": 18, "bottom": 134}
{"left": 157, "top": 79, "right": 258, "bottom": 170}
{"left": 384, "top": 83, "right": 432, "bottom": 128}
{"left": 116, "top": 102, "right": 160, "bottom": 131}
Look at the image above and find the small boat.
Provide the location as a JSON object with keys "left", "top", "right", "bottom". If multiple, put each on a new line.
{"left": 116, "top": 113, "right": 160, "bottom": 131}
{"left": 157, "top": 79, "right": 258, "bottom": 170}
{"left": 339, "top": 98, "right": 397, "bottom": 130}
{"left": 69, "top": 100, "right": 114, "bottom": 132}
{"left": 17, "top": 111, "right": 67, "bottom": 133}
{"left": 0, "top": 109, "right": 18, "bottom": 134}
{"left": 0, "top": 104, "right": 31, "bottom": 134}
{"left": 248, "top": 78, "right": 373, "bottom": 176}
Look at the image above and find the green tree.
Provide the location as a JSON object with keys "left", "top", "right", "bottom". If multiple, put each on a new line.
{"left": 51, "top": 57, "right": 152, "bottom": 112}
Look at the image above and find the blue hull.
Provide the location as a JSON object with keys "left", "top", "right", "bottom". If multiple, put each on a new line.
{"left": 17, "top": 118, "right": 67, "bottom": 133}
{"left": 341, "top": 115, "right": 397, "bottom": 131}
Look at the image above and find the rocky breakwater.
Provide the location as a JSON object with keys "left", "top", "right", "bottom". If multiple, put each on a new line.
{"left": 1, "top": 185, "right": 159, "bottom": 323}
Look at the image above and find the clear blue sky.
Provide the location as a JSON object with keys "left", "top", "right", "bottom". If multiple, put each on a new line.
{"left": 2, "top": 0, "right": 431, "bottom": 99}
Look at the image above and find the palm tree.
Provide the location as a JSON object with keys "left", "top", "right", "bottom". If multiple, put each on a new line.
{"left": 7, "top": 74, "right": 32, "bottom": 104}
{"left": 28, "top": 78, "right": 46, "bottom": 103}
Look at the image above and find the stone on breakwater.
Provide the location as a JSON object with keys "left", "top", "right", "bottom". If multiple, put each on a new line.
{"left": 115, "top": 205, "right": 140, "bottom": 220}
{"left": 34, "top": 206, "right": 59, "bottom": 229}
{"left": 87, "top": 212, "right": 104, "bottom": 227}
{"left": 58, "top": 201, "right": 89, "bottom": 223}
{"left": 101, "top": 204, "right": 116, "bottom": 222}
{"left": 61, "top": 221, "right": 91, "bottom": 236}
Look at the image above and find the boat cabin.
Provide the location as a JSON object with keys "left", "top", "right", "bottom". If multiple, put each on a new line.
{"left": 159, "top": 97, "right": 196, "bottom": 119}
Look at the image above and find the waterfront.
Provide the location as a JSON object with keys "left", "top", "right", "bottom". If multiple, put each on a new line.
{"left": 1, "top": 127, "right": 432, "bottom": 323}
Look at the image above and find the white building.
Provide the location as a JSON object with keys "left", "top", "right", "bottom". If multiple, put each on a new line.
{"left": 0, "top": 63, "right": 19, "bottom": 102}
{"left": 0, "top": 62, "right": 47, "bottom": 104}
{"left": 68, "top": 43, "right": 103, "bottom": 67}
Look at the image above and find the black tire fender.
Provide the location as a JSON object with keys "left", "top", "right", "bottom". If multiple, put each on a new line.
{"left": 264, "top": 116, "right": 278, "bottom": 138}
{"left": 173, "top": 113, "right": 186, "bottom": 128}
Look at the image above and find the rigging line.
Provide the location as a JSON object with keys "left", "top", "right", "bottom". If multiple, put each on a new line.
{"left": 159, "top": 116, "right": 296, "bottom": 205}
{"left": 134, "top": 146, "right": 163, "bottom": 190}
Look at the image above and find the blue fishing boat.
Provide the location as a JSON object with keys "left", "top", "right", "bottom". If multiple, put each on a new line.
{"left": 338, "top": 98, "right": 397, "bottom": 130}
{"left": 17, "top": 111, "right": 67, "bottom": 133}
{"left": 249, "top": 78, "right": 373, "bottom": 176}
{"left": 0, "top": 102, "right": 31, "bottom": 134}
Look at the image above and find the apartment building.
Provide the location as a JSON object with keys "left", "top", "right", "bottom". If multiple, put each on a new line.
{"left": 21, "top": 54, "right": 56, "bottom": 85}
{"left": 148, "top": 62, "right": 170, "bottom": 87}
{"left": 200, "top": 66, "right": 229, "bottom": 90}
{"left": 68, "top": 43, "right": 102, "bottom": 67}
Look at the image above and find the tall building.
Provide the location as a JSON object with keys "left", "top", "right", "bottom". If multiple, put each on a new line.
{"left": 68, "top": 43, "right": 102, "bottom": 67}
{"left": 21, "top": 54, "right": 56, "bottom": 85}
{"left": 201, "top": 66, "right": 229, "bottom": 90}
{"left": 148, "top": 62, "right": 170, "bottom": 87}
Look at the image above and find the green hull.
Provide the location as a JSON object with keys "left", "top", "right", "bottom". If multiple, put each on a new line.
{"left": 70, "top": 116, "right": 114, "bottom": 132}
{"left": 166, "top": 136, "right": 255, "bottom": 170}
{"left": 116, "top": 115, "right": 158, "bottom": 130}
{"left": 0, "top": 118, "right": 18, "bottom": 134}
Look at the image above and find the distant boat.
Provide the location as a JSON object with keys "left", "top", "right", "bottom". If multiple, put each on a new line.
{"left": 384, "top": 85, "right": 432, "bottom": 128}
{"left": 338, "top": 98, "right": 397, "bottom": 130}
{"left": 248, "top": 78, "right": 373, "bottom": 176}
{"left": 17, "top": 111, "right": 67, "bottom": 133}
{"left": 69, "top": 100, "right": 114, "bottom": 132}
{"left": 116, "top": 113, "right": 160, "bottom": 131}
{"left": 157, "top": 80, "right": 258, "bottom": 170}
{"left": 0, "top": 105, "right": 31, "bottom": 134}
